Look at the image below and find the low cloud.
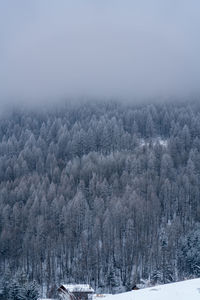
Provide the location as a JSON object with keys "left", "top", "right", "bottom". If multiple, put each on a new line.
{"left": 1, "top": 0, "right": 200, "bottom": 107}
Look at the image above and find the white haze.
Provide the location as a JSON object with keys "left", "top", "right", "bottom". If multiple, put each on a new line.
{"left": 0, "top": 0, "right": 200, "bottom": 106}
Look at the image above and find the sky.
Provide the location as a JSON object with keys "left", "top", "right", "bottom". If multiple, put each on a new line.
{"left": 0, "top": 0, "right": 200, "bottom": 106}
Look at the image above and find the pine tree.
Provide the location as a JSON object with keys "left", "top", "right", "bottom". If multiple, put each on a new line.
{"left": 24, "top": 281, "right": 39, "bottom": 300}
{"left": 9, "top": 280, "right": 25, "bottom": 300}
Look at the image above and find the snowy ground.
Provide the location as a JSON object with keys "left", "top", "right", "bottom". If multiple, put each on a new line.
{"left": 102, "top": 278, "right": 200, "bottom": 300}
{"left": 139, "top": 137, "right": 168, "bottom": 148}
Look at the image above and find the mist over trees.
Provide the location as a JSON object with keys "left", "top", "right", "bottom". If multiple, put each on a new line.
{"left": 0, "top": 100, "right": 200, "bottom": 293}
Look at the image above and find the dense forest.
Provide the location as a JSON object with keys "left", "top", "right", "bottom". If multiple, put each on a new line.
{"left": 1, "top": 100, "right": 200, "bottom": 296}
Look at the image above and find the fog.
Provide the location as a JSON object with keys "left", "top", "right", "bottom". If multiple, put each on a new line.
{"left": 1, "top": 0, "right": 200, "bottom": 106}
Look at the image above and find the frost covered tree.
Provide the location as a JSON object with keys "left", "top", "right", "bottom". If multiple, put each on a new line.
{"left": 178, "top": 225, "right": 200, "bottom": 277}
{"left": 0, "top": 100, "right": 200, "bottom": 291}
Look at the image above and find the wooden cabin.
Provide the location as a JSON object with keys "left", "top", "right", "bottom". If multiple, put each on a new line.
{"left": 58, "top": 284, "right": 94, "bottom": 300}
{"left": 132, "top": 285, "right": 139, "bottom": 291}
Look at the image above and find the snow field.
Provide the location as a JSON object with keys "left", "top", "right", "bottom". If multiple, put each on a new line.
{"left": 103, "top": 278, "right": 200, "bottom": 300}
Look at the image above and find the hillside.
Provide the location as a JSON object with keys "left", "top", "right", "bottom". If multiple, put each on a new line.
{"left": 105, "top": 278, "right": 200, "bottom": 300}
{"left": 1, "top": 101, "right": 200, "bottom": 292}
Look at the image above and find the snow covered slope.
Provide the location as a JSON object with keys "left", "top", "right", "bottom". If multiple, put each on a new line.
{"left": 105, "top": 278, "right": 200, "bottom": 300}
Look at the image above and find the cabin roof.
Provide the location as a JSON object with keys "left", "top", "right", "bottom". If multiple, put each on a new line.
{"left": 38, "top": 298, "right": 56, "bottom": 300}
{"left": 61, "top": 284, "right": 94, "bottom": 293}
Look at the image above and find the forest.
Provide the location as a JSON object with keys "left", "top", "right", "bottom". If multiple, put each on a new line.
{"left": 0, "top": 100, "right": 200, "bottom": 296}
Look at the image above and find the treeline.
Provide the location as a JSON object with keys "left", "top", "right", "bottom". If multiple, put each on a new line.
{"left": 0, "top": 100, "right": 200, "bottom": 293}
{"left": 0, "top": 275, "right": 38, "bottom": 300}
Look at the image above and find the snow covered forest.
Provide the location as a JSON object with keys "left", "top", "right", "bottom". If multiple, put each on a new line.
{"left": 1, "top": 100, "right": 200, "bottom": 293}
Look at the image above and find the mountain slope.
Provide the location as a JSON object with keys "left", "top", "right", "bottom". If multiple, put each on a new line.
{"left": 105, "top": 278, "right": 200, "bottom": 300}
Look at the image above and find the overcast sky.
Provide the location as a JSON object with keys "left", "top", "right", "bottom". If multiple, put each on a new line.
{"left": 0, "top": 0, "right": 200, "bottom": 105}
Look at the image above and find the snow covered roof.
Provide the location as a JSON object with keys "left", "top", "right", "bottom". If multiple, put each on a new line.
{"left": 62, "top": 284, "right": 94, "bottom": 293}
{"left": 38, "top": 298, "right": 56, "bottom": 300}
